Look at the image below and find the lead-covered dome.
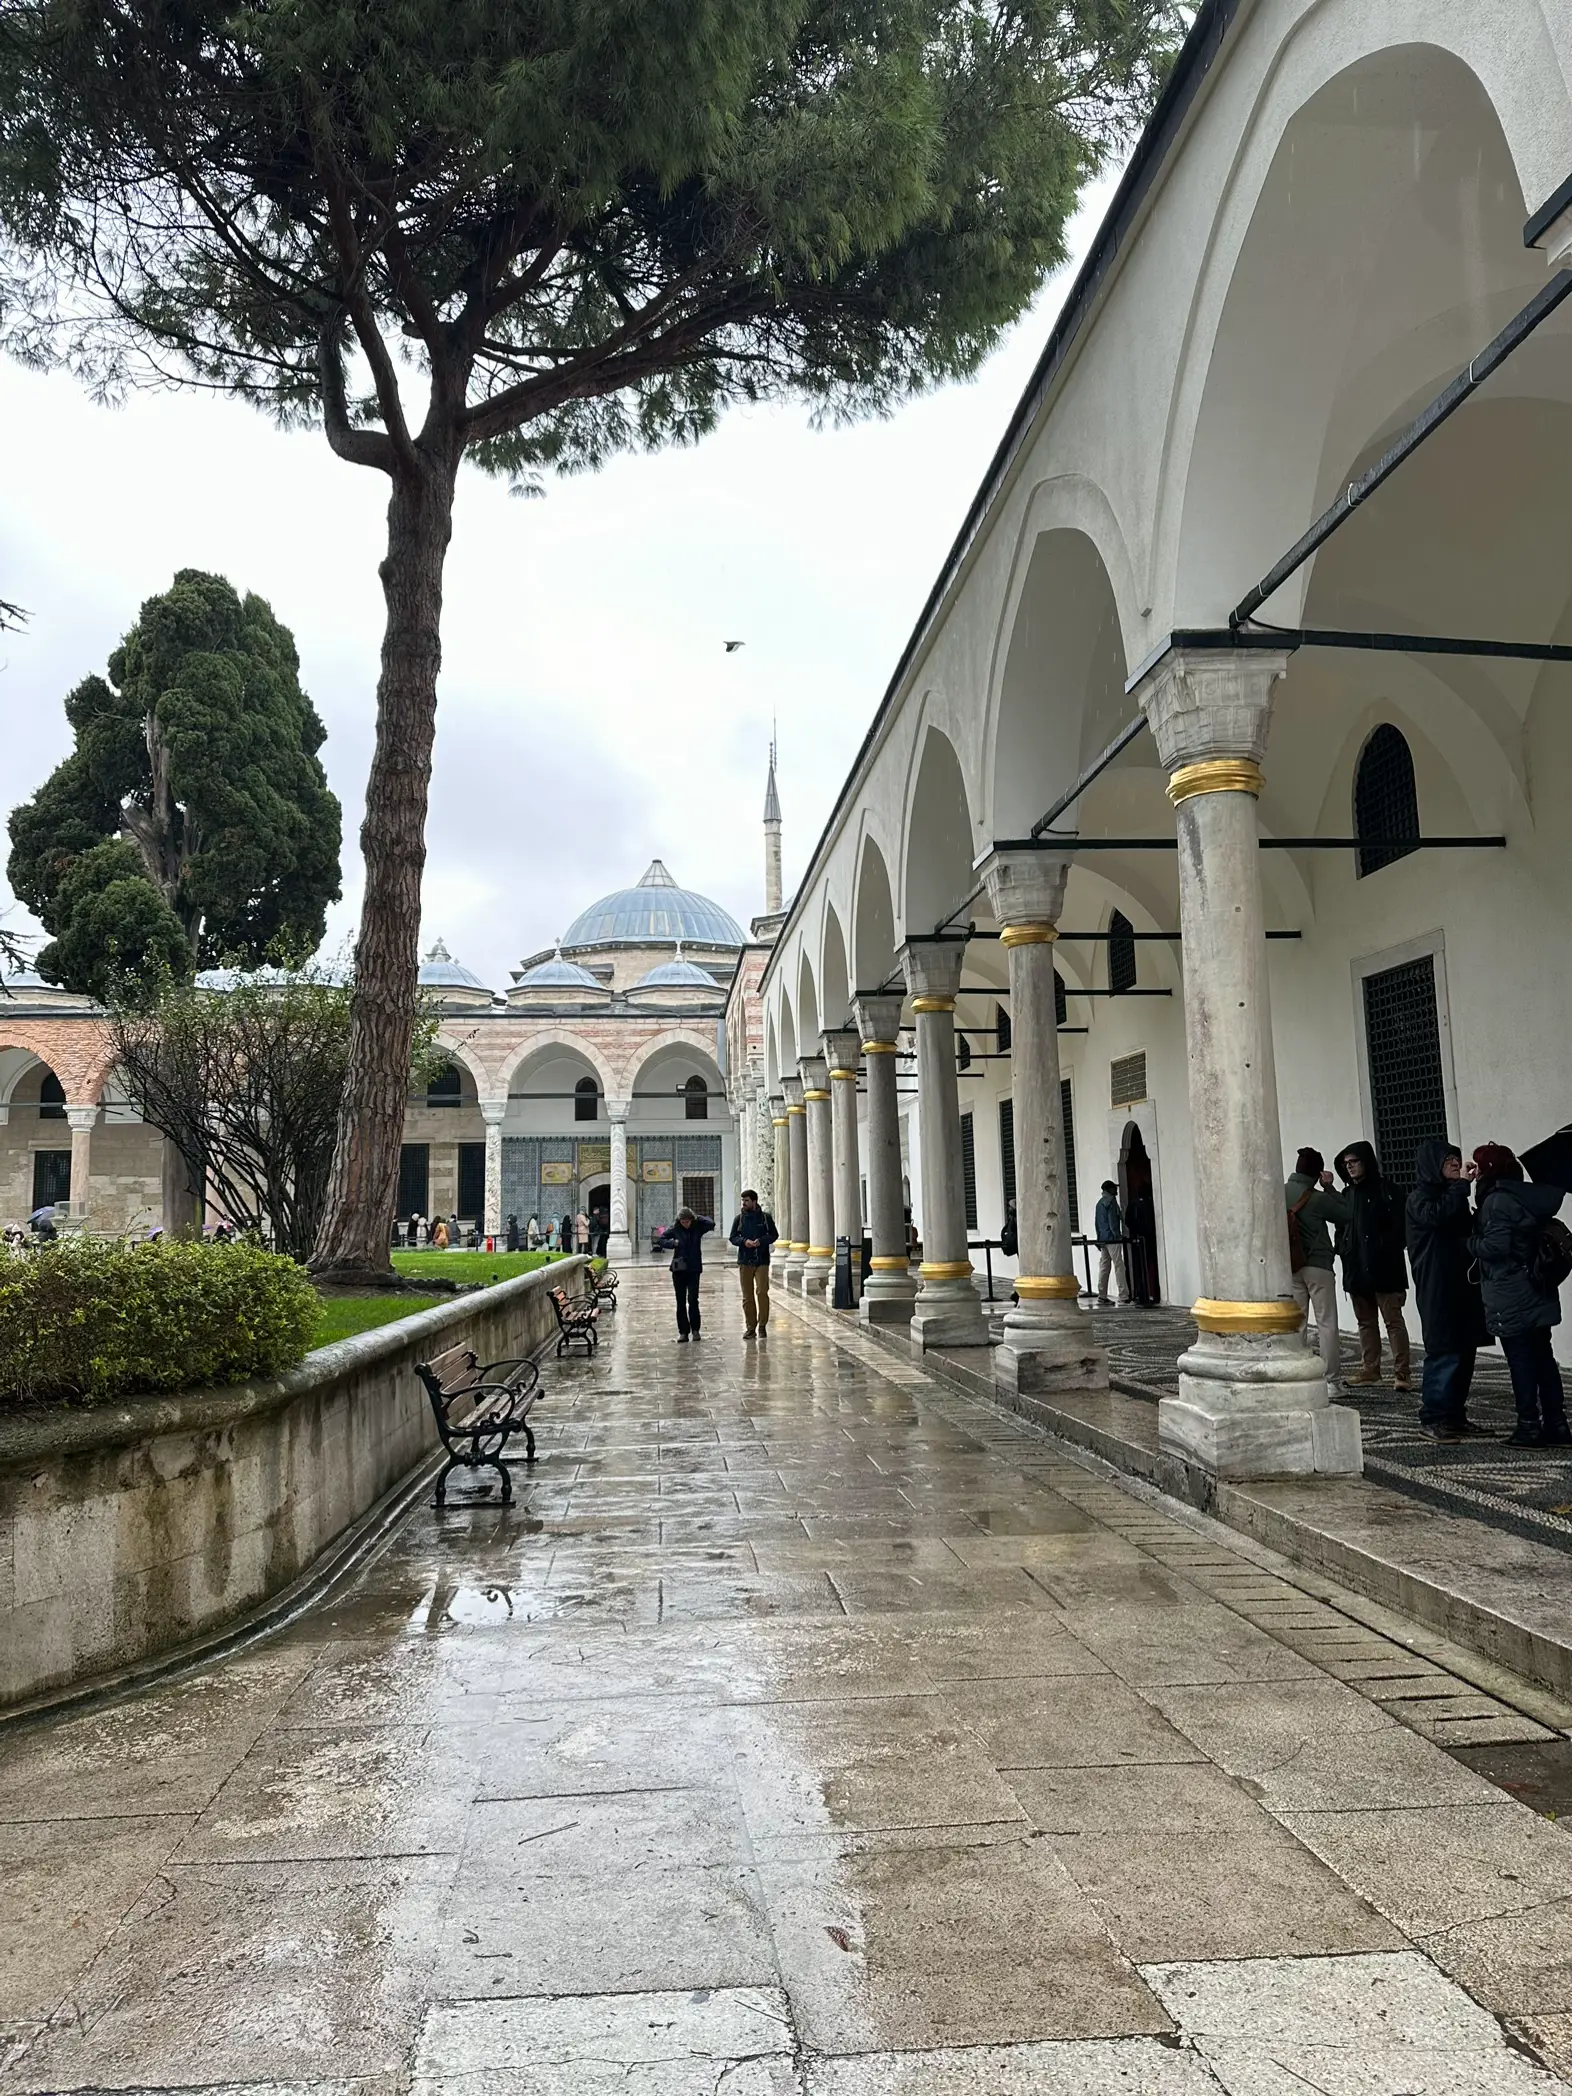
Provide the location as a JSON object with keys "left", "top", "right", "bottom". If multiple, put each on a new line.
{"left": 418, "top": 938, "right": 491, "bottom": 996}
{"left": 561, "top": 859, "right": 744, "bottom": 949}
{"left": 519, "top": 948, "right": 602, "bottom": 991}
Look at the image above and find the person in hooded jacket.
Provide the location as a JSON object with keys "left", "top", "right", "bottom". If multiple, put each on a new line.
{"left": 1469, "top": 1142, "right": 1571, "bottom": 1447}
{"left": 1333, "top": 1141, "right": 1412, "bottom": 1388}
{"left": 1405, "top": 1140, "right": 1488, "bottom": 1440}
{"left": 668, "top": 1206, "right": 714, "bottom": 1341}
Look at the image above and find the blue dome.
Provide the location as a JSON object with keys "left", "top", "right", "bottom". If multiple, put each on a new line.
{"left": 637, "top": 957, "right": 720, "bottom": 989}
{"left": 562, "top": 860, "right": 745, "bottom": 949}
{"left": 521, "top": 951, "right": 602, "bottom": 990}
{"left": 418, "top": 939, "right": 490, "bottom": 993}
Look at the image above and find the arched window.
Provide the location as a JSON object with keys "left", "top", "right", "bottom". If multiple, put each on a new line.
{"left": 1354, "top": 724, "right": 1420, "bottom": 877}
{"left": 38, "top": 1071, "right": 66, "bottom": 1120}
{"left": 574, "top": 1076, "right": 599, "bottom": 1123}
{"left": 1054, "top": 970, "right": 1067, "bottom": 1028}
{"left": 684, "top": 1073, "right": 708, "bottom": 1121}
{"left": 425, "top": 1063, "right": 461, "bottom": 1109}
{"left": 1109, "top": 912, "right": 1137, "bottom": 994}
{"left": 955, "top": 1032, "right": 972, "bottom": 1072}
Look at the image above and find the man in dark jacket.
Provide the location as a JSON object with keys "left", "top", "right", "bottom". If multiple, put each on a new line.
{"left": 1286, "top": 1146, "right": 1350, "bottom": 1390}
{"left": 1094, "top": 1182, "right": 1126, "bottom": 1305}
{"left": 667, "top": 1206, "right": 714, "bottom": 1342}
{"left": 1405, "top": 1140, "right": 1488, "bottom": 1440}
{"left": 1470, "top": 1143, "right": 1570, "bottom": 1446}
{"left": 1334, "top": 1141, "right": 1411, "bottom": 1388}
{"left": 728, "top": 1189, "right": 779, "bottom": 1342}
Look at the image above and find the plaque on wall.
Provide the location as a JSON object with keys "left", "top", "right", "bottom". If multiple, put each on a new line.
{"left": 576, "top": 1144, "right": 611, "bottom": 1172}
{"left": 540, "top": 1161, "right": 574, "bottom": 1186}
{"left": 642, "top": 1159, "right": 673, "bottom": 1182}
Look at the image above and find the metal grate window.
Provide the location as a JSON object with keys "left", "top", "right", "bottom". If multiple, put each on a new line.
{"left": 1110, "top": 1051, "right": 1147, "bottom": 1107}
{"left": 1355, "top": 724, "right": 1420, "bottom": 877}
{"left": 999, "top": 1098, "right": 1016, "bottom": 1209}
{"left": 684, "top": 1074, "right": 709, "bottom": 1120}
{"left": 574, "top": 1077, "right": 599, "bottom": 1122}
{"left": 996, "top": 1002, "right": 1011, "bottom": 1054}
{"left": 1061, "top": 1076, "right": 1079, "bottom": 1234}
{"left": 1054, "top": 970, "right": 1067, "bottom": 1027}
{"left": 956, "top": 1032, "right": 972, "bottom": 1072}
{"left": 960, "top": 1110, "right": 978, "bottom": 1231}
{"left": 457, "top": 1143, "right": 486, "bottom": 1219}
{"left": 1363, "top": 956, "right": 1446, "bottom": 1187}
{"left": 1109, "top": 911, "right": 1137, "bottom": 993}
{"left": 397, "top": 1142, "right": 429, "bottom": 1217}
{"left": 426, "top": 1064, "right": 461, "bottom": 1108}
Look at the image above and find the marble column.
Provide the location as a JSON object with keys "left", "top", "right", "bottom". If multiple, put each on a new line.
{"left": 65, "top": 1104, "right": 96, "bottom": 1228}
{"left": 799, "top": 1053, "right": 835, "bottom": 1294}
{"left": 822, "top": 1028, "right": 863, "bottom": 1305}
{"left": 980, "top": 851, "right": 1107, "bottom": 1398}
{"left": 853, "top": 994, "right": 918, "bottom": 1325}
{"left": 480, "top": 1098, "right": 507, "bottom": 1242}
{"left": 770, "top": 1094, "right": 790, "bottom": 1244}
{"left": 782, "top": 1073, "right": 809, "bottom": 1287}
{"left": 1135, "top": 646, "right": 1360, "bottom": 1478}
{"left": 901, "top": 941, "right": 988, "bottom": 1350}
{"left": 606, "top": 1100, "right": 633, "bottom": 1263}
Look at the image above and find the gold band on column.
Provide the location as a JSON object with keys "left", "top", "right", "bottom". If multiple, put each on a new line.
{"left": 1167, "top": 757, "right": 1264, "bottom": 806}
{"left": 830, "top": 1069, "right": 858, "bottom": 1082}
{"left": 870, "top": 1255, "right": 910, "bottom": 1271}
{"left": 771, "top": 1116, "right": 788, "bottom": 1126}
{"left": 786, "top": 1104, "right": 806, "bottom": 1116}
{"left": 920, "top": 1259, "right": 973, "bottom": 1280}
{"left": 999, "top": 924, "right": 1058, "bottom": 948}
{"left": 807, "top": 1245, "right": 833, "bottom": 1258}
{"left": 1191, "top": 1296, "right": 1303, "bottom": 1335}
{"left": 803, "top": 1088, "right": 831, "bottom": 1101}
{"left": 789, "top": 1241, "right": 809, "bottom": 1253}
{"left": 861, "top": 1040, "right": 898, "bottom": 1054}
{"left": 1014, "top": 1274, "right": 1081, "bottom": 1300}
{"left": 911, "top": 996, "right": 956, "bottom": 1014}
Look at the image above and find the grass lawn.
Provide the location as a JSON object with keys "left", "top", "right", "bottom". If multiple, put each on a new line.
{"left": 312, "top": 1292, "right": 443, "bottom": 1347}
{"left": 391, "top": 1249, "right": 566, "bottom": 1284}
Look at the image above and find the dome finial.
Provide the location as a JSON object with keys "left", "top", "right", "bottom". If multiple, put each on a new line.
{"left": 426, "top": 935, "right": 452, "bottom": 963}
{"left": 639, "top": 858, "right": 677, "bottom": 889}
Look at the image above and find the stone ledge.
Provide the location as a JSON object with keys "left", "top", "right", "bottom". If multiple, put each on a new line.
{"left": 783, "top": 1287, "right": 1572, "bottom": 1709}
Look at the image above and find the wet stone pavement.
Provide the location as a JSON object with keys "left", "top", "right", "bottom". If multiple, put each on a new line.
{"left": 5, "top": 1271, "right": 1572, "bottom": 2092}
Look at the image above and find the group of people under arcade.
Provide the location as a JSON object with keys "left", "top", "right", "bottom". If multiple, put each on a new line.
{"left": 504, "top": 1211, "right": 606, "bottom": 1256}
{"left": 1286, "top": 1139, "right": 1572, "bottom": 1447}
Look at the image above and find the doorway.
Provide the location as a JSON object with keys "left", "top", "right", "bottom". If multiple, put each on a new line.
{"left": 1118, "top": 1121, "right": 1160, "bottom": 1303}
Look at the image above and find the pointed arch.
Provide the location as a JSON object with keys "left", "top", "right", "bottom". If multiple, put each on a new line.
{"left": 902, "top": 725, "right": 975, "bottom": 934}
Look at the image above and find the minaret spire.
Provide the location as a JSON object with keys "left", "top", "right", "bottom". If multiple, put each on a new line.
{"left": 763, "top": 721, "right": 783, "bottom": 916}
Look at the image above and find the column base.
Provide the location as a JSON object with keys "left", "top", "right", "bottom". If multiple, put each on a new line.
{"left": 802, "top": 1254, "right": 834, "bottom": 1295}
{"left": 781, "top": 1255, "right": 808, "bottom": 1292}
{"left": 605, "top": 1231, "right": 633, "bottom": 1264}
{"left": 1158, "top": 1330, "right": 1363, "bottom": 1479}
{"left": 994, "top": 1308, "right": 1109, "bottom": 1398}
{"left": 910, "top": 1278, "right": 989, "bottom": 1351}
{"left": 861, "top": 1278, "right": 918, "bottom": 1325}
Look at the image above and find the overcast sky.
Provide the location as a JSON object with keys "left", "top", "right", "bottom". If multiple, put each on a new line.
{"left": 0, "top": 175, "right": 1117, "bottom": 993}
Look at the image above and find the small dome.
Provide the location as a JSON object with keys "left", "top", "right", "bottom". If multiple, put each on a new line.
{"left": 636, "top": 942, "right": 720, "bottom": 990}
{"left": 520, "top": 948, "right": 602, "bottom": 991}
{"left": 561, "top": 860, "right": 745, "bottom": 949}
{"left": 418, "top": 937, "right": 490, "bottom": 994}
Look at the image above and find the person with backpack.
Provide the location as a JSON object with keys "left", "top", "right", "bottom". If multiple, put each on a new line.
{"left": 728, "top": 1188, "right": 779, "bottom": 1341}
{"left": 1470, "top": 1142, "right": 1572, "bottom": 1446}
{"left": 1333, "top": 1141, "right": 1412, "bottom": 1389}
{"left": 1405, "top": 1140, "right": 1488, "bottom": 1441}
{"left": 1285, "top": 1147, "right": 1349, "bottom": 1388}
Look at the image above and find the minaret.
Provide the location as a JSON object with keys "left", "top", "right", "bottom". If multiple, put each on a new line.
{"left": 763, "top": 729, "right": 783, "bottom": 916}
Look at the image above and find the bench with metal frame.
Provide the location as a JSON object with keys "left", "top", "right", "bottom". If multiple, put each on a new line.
{"left": 592, "top": 1265, "right": 619, "bottom": 1310}
{"left": 415, "top": 1343, "right": 541, "bottom": 1505}
{"left": 549, "top": 1284, "right": 599, "bottom": 1355}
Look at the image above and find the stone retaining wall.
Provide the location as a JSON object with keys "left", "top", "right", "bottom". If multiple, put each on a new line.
{"left": 0, "top": 1257, "right": 589, "bottom": 1711}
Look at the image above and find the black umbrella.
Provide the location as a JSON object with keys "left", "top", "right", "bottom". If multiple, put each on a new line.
{"left": 1521, "top": 1126, "right": 1572, "bottom": 1190}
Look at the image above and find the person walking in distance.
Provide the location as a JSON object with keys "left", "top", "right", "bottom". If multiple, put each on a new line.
{"left": 728, "top": 1188, "right": 779, "bottom": 1342}
{"left": 1094, "top": 1181, "right": 1126, "bottom": 1305}
{"left": 668, "top": 1205, "right": 714, "bottom": 1342}
{"left": 1333, "top": 1141, "right": 1412, "bottom": 1389}
{"left": 1470, "top": 1142, "right": 1572, "bottom": 1447}
{"left": 1286, "top": 1147, "right": 1350, "bottom": 1391}
{"left": 574, "top": 1210, "right": 590, "bottom": 1256}
{"left": 1406, "top": 1141, "right": 1489, "bottom": 1441}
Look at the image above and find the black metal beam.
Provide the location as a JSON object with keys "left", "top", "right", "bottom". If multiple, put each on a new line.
{"left": 1229, "top": 269, "right": 1572, "bottom": 629}
{"left": 1029, "top": 716, "right": 1151, "bottom": 836}
{"left": 1240, "top": 623, "right": 1572, "bottom": 665}
{"left": 994, "top": 835, "right": 1505, "bottom": 852}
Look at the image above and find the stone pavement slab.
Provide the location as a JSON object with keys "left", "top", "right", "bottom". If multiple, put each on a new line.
{"left": 5, "top": 1266, "right": 1572, "bottom": 2093}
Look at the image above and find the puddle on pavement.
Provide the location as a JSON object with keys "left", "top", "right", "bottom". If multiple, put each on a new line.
{"left": 1453, "top": 1736, "right": 1572, "bottom": 1819}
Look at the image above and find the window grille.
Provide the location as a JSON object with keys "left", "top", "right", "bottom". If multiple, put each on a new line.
{"left": 956, "top": 1032, "right": 972, "bottom": 1072}
{"left": 996, "top": 1003, "right": 1011, "bottom": 1054}
{"left": 426, "top": 1064, "right": 461, "bottom": 1108}
{"left": 1354, "top": 724, "right": 1420, "bottom": 877}
{"left": 1061, "top": 1076, "right": 1080, "bottom": 1234}
{"left": 574, "top": 1077, "right": 599, "bottom": 1122}
{"left": 1110, "top": 1052, "right": 1147, "bottom": 1107}
{"left": 397, "top": 1143, "right": 429, "bottom": 1216}
{"left": 999, "top": 1098, "right": 1016, "bottom": 1210}
{"left": 1054, "top": 971, "right": 1067, "bottom": 1027}
{"left": 457, "top": 1143, "right": 486, "bottom": 1219}
{"left": 1362, "top": 956, "right": 1446, "bottom": 1186}
{"left": 960, "top": 1110, "right": 977, "bottom": 1230}
{"left": 1109, "top": 912, "right": 1137, "bottom": 993}
{"left": 38, "top": 1072, "right": 66, "bottom": 1121}
{"left": 684, "top": 1074, "right": 708, "bottom": 1120}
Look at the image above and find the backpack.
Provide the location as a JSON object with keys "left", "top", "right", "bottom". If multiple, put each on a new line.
{"left": 1531, "top": 1217, "right": 1572, "bottom": 1296}
{"left": 1287, "top": 1188, "right": 1314, "bottom": 1275}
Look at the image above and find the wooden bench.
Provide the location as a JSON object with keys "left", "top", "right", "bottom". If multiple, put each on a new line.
{"left": 592, "top": 1265, "right": 619, "bottom": 1310}
{"left": 549, "top": 1284, "right": 599, "bottom": 1356}
{"left": 415, "top": 1343, "right": 541, "bottom": 1505}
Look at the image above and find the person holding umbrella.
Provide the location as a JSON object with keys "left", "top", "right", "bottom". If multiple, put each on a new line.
{"left": 1470, "top": 1142, "right": 1571, "bottom": 1447}
{"left": 1405, "top": 1141, "right": 1489, "bottom": 1441}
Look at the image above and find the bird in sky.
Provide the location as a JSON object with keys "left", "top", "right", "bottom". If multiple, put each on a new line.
{"left": 724, "top": 640, "right": 745, "bottom": 652}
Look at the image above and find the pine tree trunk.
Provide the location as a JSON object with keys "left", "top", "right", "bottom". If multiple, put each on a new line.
{"left": 309, "top": 454, "right": 457, "bottom": 1282}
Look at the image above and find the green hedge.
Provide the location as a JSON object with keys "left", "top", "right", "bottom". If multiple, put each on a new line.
{"left": 0, "top": 1238, "right": 319, "bottom": 1405}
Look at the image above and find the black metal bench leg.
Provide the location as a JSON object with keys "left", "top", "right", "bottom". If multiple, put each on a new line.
{"left": 523, "top": 1423, "right": 536, "bottom": 1463}
{"left": 489, "top": 1456, "right": 513, "bottom": 1504}
{"left": 433, "top": 1452, "right": 460, "bottom": 1507}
